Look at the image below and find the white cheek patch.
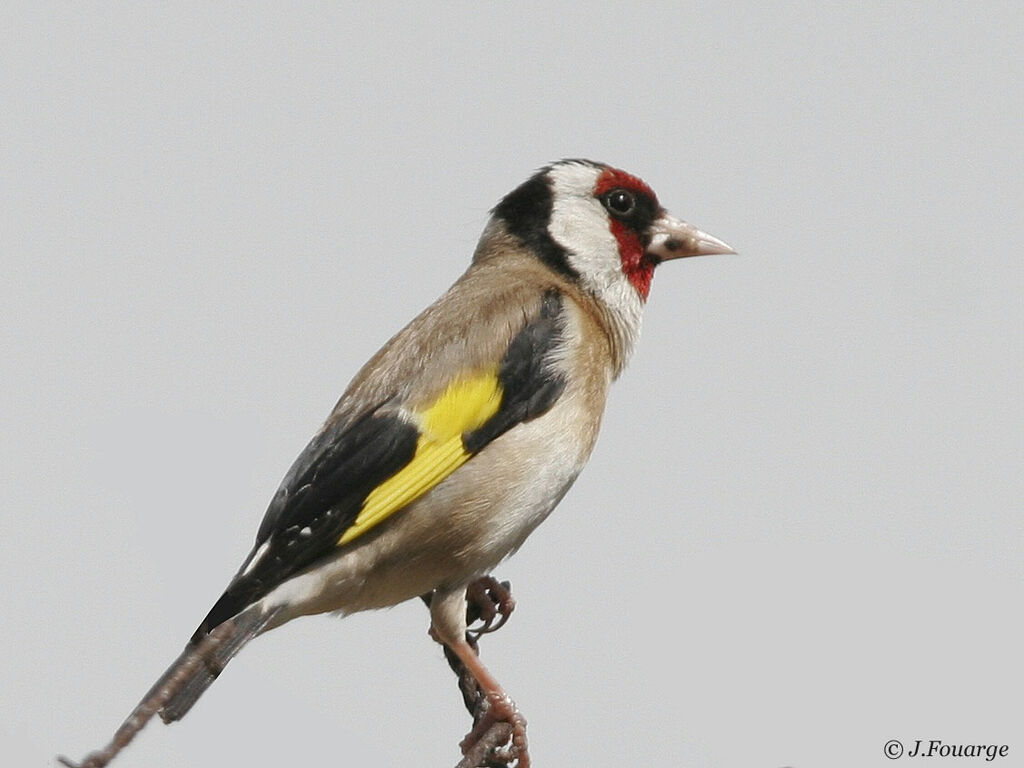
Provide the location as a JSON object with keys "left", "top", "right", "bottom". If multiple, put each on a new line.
{"left": 545, "top": 162, "right": 644, "bottom": 364}
{"left": 547, "top": 166, "right": 620, "bottom": 273}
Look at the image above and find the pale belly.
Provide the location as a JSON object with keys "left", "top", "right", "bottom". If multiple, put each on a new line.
{"left": 258, "top": 385, "right": 603, "bottom": 624}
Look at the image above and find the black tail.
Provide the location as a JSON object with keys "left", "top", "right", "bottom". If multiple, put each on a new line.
{"left": 160, "top": 605, "right": 280, "bottom": 722}
{"left": 59, "top": 606, "right": 281, "bottom": 768}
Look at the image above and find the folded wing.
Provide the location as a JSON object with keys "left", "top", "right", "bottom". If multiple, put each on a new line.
{"left": 194, "top": 289, "right": 567, "bottom": 639}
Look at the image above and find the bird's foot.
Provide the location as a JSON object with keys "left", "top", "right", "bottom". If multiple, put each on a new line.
{"left": 460, "top": 691, "right": 530, "bottom": 767}
{"left": 465, "top": 576, "right": 515, "bottom": 641}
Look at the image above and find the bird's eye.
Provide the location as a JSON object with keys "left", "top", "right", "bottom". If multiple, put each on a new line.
{"left": 604, "top": 188, "right": 636, "bottom": 217}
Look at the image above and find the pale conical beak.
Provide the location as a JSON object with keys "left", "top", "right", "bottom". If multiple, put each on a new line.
{"left": 646, "top": 213, "right": 735, "bottom": 261}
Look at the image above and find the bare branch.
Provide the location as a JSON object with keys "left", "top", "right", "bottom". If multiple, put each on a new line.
{"left": 64, "top": 579, "right": 524, "bottom": 768}
{"left": 57, "top": 622, "right": 236, "bottom": 768}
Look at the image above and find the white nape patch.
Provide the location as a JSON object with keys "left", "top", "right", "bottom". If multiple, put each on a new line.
{"left": 546, "top": 162, "right": 644, "bottom": 366}
{"left": 240, "top": 539, "right": 271, "bottom": 577}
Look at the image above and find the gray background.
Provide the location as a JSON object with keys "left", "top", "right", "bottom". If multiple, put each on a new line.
{"left": 3, "top": 3, "right": 1021, "bottom": 767}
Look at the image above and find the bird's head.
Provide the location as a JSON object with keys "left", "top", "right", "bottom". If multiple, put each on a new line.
{"left": 486, "top": 159, "right": 733, "bottom": 366}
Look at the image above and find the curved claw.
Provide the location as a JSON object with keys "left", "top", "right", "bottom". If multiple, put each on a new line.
{"left": 466, "top": 577, "right": 516, "bottom": 640}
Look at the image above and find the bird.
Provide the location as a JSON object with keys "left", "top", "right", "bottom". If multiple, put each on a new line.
{"left": 60, "top": 159, "right": 733, "bottom": 768}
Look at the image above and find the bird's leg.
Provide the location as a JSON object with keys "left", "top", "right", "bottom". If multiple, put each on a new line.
{"left": 445, "top": 637, "right": 529, "bottom": 767}
{"left": 465, "top": 577, "right": 515, "bottom": 641}
{"left": 429, "top": 587, "right": 530, "bottom": 768}
{"left": 422, "top": 577, "right": 518, "bottom": 721}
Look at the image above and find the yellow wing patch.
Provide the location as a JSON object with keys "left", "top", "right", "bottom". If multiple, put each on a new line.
{"left": 337, "top": 369, "right": 503, "bottom": 546}
{"left": 418, "top": 370, "right": 504, "bottom": 442}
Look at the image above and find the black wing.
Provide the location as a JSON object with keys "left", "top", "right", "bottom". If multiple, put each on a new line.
{"left": 464, "top": 289, "right": 566, "bottom": 452}
{"left": 194, "top": 408, "right": 418, "bottom": 638}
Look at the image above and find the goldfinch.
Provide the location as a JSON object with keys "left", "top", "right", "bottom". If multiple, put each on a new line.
{"left": 62, "top": 159, "right": 733, "bottom": 768}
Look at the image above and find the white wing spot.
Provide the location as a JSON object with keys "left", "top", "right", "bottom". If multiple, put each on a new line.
{"left": 240, "top": 540, "right": 272, "bottom": 576}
